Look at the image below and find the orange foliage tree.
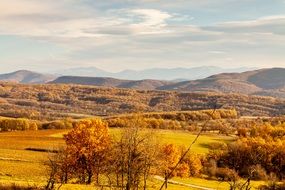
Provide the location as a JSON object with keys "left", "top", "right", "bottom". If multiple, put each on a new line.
{"left": 64, "top": 118, "right": 110, "bottom": 184}
{"left": 160, "top": 144, "right": 180, "bottom": 178}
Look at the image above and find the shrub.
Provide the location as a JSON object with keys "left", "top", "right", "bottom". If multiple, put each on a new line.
{"left": 216, "top": 168, "right": 239, "bottom": 182}
{"left": 41, "top": 119, "right": 73, "bottom": 129}
{"left": 203, "top": 159, "right": 217, "bottom": 178}
{"left": 248, "top": 165, "right": 268, "bottom": 180}
{"left": 0, "top": 118, "right": 38, "bottom": 131}
{"left": 208, "top": 142, "right": 227, "bottom": 151}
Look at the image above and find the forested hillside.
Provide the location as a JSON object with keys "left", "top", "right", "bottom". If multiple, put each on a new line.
{"left": 0, "top": 82, "right": 284, "bottom": 120}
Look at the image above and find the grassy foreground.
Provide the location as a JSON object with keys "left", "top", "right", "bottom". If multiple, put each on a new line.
{"left": 173, "top": 177, "right": 265, "bottom": 190}
{"left": 51, "top": 128, "right": 233, "bottom": 154}
{"left": 0, "top": 128, "right": 234, "bottom": 189}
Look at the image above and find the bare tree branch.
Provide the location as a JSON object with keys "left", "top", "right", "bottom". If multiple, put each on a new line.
{"left": 159, "top": 100, "right": 220, "bottom": 190}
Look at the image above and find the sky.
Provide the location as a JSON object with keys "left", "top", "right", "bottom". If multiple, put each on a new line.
{"left": 0, "top": 0, "right": 285, "bottom": 73}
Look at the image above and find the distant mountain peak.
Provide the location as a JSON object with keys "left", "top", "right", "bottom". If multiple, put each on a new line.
{"left": 54, "top": 66, "right": 256, "bottom": 80}
{"left": 0, "top": 70, "right": 56, "bottom": 84}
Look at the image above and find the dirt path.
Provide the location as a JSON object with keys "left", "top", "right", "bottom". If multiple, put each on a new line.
{"left": 154, "top": 176, "right": 215, "bottom": 190}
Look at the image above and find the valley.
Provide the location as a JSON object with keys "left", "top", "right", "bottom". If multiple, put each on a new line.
{"left": 1, "top": 70, "right": 285, "bottom": 189}
{"left": 2, "top": 0, "right": 285, "bottom": 189}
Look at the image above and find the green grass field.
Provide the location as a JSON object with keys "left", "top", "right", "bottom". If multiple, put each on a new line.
{"left": 172, "top": 177, "right": 265, "bottom": 190}
{"left": 0, "top": 128, "right": 236, "bottom": 189}
{"left": 51, "top": 128, "right": 234, "bottom": 154}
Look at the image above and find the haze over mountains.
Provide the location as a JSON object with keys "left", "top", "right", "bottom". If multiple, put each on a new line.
{"left": 1, "top": 67, "right": 285, "bottom": 98}
{"left": 55, "top": 66, "right": 255, "bottom": 81}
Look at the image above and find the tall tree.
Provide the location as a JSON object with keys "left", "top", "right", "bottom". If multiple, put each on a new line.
{"left": 64, "top": 118, "right": 110, "bottom": 184}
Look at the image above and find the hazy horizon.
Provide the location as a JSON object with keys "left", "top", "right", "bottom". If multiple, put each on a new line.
{"left": 0, "top": 65, "right": 261, "bottom": 75}
{"left": 1, "top": 0, "right": 285, "bottom": 73}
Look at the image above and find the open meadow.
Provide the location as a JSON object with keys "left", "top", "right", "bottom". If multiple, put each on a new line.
{"left": 0, "top": 128, "right": 237, "bottom": 189}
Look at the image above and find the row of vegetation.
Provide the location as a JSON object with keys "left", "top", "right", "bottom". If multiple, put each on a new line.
{"left": 0, "top": 117, "right": 74, "bottom": 131}
{"left": 2, "top": 109, "right": 285, "bottom": 138}
{"left": 0, "top": 109, "right": 238, "bottom": 132}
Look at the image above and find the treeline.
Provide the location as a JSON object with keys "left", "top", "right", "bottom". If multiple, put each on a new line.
{"left": 0, "top": 117, "right": 74, "bottom": 132}
{"left": 1, "top": 82, "right": 285, "bottom": 120}
{"left": 2, "top": 110, "right": 285, "bottom": 138}
{"left": 107, "top": 109, "right": 238, "bottom": 131}
{"left": 0, "top": 109, "right": 238, "bottom": 132}
{"left": 108, "top": 109, "right": 238, "bottom": 122}
{"left": 205, "top": 122, "right": 285, "bottom": 185}
{"left": 0, "top": 117, "right": 38, "bottom": 131}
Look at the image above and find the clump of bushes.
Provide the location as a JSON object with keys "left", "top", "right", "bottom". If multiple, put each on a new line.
{"left": 0, "top": 117, "right": 38, "bottom": 131}
{"left": 40, "top": 118, "right": 73, "bottom": 130}
{"left": 205, "top": 122, "right": 285, "bottom": 181}
{"left": 0, "top": 117, "right": 75, "bottom": 132}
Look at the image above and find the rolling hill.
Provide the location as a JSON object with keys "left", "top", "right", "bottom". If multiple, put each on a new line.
{"left": 51, "top": 68, "right": 285, "bottom": 98}
{"left": 1, "top": 68, "right": 285, "bottom": 98}
{"left": 52, "top": 76, "right": 173, "bottom": 90}
{"left": 159, "top": 68, "right": 285, "bottom": 98}
{"left": 0, "top": 70, "right": 56, "bottom": 84}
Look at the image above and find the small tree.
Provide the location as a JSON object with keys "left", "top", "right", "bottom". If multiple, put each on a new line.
{"left": 184, "top": 153, "right": 202, "bottom": 177}
{"left": 160, "top": 144, "right": 180, "bottom": 179}
{"left": 45, "top": 148, "right": 70, "bottom": 190}
{"left": 110, "top": 117, "right": 160, "bottom": 190}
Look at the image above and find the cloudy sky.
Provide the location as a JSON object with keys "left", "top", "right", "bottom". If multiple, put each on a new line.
{"left": 0, "top": 0, "right": 285, "bottom": 73}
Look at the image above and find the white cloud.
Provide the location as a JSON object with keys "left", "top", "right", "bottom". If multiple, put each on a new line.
{"left": 0, "top": 1, "right": 176, "bottom": 37}
{"left": 129, "top": 9, "right": 172, "bottom": 34}
{"left": 0, "top": 0, "right": 285, "bottom": 71}
{"left": 207, "top": 15, "right": 285, "bottom": 35}
{"left": 216, "top": 15, "right": 285, "bottom": 26}
{"left": 131, "top": 9, "right": 172, "bottom": 26}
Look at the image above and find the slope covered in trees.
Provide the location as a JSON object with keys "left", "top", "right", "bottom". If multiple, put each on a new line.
{"left": 0, "top": 82, "right": 285, "bottom": 120}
